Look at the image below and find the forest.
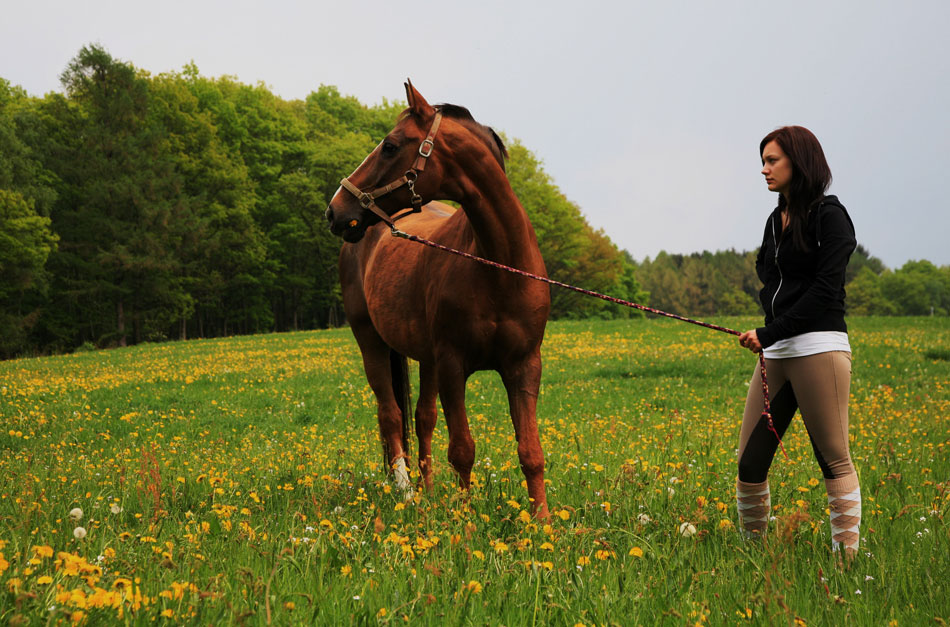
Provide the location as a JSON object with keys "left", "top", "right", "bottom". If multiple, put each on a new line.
{"left": 1, "top": 45, "right": 947, "bottom": 358}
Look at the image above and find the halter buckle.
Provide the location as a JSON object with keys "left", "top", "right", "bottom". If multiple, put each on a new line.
{"left": 358, "top": 192, "right": 374, "bottom": 209}
{"left": 418, "top": 139, "right": 434, "bottom": 158}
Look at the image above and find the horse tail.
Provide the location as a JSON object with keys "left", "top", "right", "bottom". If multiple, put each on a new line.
{"left": 390, "top": 350, "right": 412, "bottom": 460}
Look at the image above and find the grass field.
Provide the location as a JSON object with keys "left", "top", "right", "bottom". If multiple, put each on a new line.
{"left": 1, "top": 317, "right": 948, "bottom": 625}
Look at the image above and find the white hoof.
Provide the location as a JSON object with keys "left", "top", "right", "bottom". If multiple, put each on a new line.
{"left": 393, "top": 458, "right": 414, "bottom": 500}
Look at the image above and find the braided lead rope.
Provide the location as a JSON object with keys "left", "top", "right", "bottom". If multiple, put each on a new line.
{"left": 390, "top": 226, "right": 788, "bottom": 458}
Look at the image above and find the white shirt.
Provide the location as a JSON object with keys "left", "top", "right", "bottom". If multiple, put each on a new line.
{"left": 762, "top": 331, "right": 851, "bottom": 359}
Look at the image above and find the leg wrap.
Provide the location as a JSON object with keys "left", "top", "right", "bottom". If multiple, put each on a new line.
{"left": 737, "top": 479, "right": 771, "bottom": 537}
{"left": 825, "top": 473, "right": 861, "bottom": 551}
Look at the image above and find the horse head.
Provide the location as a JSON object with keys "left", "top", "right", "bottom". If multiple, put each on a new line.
{"left": 325, "top": 81, "right": 450, "bottom": 243}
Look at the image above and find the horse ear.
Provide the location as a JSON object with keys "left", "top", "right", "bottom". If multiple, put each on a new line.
{"left": 405, "top": 79, "right": 434, "bottom": 117}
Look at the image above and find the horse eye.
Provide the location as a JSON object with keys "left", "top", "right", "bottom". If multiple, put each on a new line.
{"left": 381, "top": 141, "right": 398, "bottom": 156}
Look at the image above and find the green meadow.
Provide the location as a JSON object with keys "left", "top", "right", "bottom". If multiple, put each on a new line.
{"left": 0, "top": 317, "right": 947, "bottom": 625}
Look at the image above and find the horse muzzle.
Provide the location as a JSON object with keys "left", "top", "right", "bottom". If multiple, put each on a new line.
{"left": 326, "top": 204, "right": 367, "bottom": 243}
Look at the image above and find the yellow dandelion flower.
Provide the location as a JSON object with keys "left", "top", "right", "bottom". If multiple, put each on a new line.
{"left": 340, "top": 565, "right": 352, "bottom": 577}
{"left": 37, "top": 575, "right": 54, "bottom": 585}
{"left": 377, "top": 608, "right": 388, "bottom": 618}
{"left": 557, "top": 510, "right": 570, "bottom": 521}
{"left": 518, "top": 510, "right": 531, "bottom": 524}
{"left": 33, "top": 545, "right": 54, "bottom": 558}
{"left": 577, "top": 556, "right": 590, "bottom": 566}
{"left": 629, "top": 546, "right": 644, "bottom": 558}
{"left": 493, "top": 542, "right": 508, "bottom": 554}
{"left": 472, "top": 550, "right": 485, "bottom": 560}
{"left": 466, "top": 580, "right": 483, "bottom": 594}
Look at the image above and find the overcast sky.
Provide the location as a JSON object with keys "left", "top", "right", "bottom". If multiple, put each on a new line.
{"left": 3, "top": 0, "right": 948, "bottom": 268}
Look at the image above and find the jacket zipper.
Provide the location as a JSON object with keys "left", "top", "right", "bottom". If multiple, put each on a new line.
{"left": 770, "top": 214, "right": 783, "bottom": 318}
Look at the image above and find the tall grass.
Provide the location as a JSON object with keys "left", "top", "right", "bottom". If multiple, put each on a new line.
{"left": 0, "top": 317, "right": 947, "bottom": 624}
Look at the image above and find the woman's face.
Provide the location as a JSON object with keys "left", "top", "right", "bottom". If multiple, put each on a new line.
{"left": 761, "top": 140, "right": 793, "bottom": 198}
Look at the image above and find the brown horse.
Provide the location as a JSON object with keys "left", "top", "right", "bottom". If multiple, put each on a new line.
{"left": 324, "top": 82, "right": 551, "bottom": 517}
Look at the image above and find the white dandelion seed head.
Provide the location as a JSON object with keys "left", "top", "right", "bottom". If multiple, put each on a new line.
{"left": 637, "top": 513, "right": 652, "bottom": 525}
{"left": 69, "top": 507, "right": 83, "bottom": 522}
{"left": 679, "top": 522, "right": 697, "bottom": 537}
{"left": 73, "top": 526, "right": 87, "bottom": 540}
{"left": 110, "top": 504, "right": 123, "bottom": 514}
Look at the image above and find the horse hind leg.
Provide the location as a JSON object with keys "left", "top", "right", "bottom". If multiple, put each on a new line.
{"left": 415, "top": 361, "right": 439, "bottom": 489}
{"left": 502, "top": 354, "right": 549, "bottom": 519}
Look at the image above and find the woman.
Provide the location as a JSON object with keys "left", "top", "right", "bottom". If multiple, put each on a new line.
{"left": 736, "top": 126, "right": 860, "bottom": 558}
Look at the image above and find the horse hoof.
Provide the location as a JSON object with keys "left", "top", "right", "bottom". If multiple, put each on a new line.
{"left": 393, "top": 458, "right": 414, "bottom": 501}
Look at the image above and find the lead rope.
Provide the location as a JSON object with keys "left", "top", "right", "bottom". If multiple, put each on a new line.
{"left": 389, "top": 225, "right": 788, "bottom": 458}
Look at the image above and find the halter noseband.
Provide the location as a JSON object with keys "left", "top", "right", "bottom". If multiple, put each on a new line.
{"left": 339, "top": 110, "right": 444, "bottom": 230}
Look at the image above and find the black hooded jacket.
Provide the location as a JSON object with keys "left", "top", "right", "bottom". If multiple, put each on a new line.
{"left": 755, "top": 195, "right": 856, "bottom": 349}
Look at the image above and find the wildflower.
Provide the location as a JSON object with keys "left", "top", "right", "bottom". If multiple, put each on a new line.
{"left": 37, "top": 575, "right": 54, "bottom": 585}
{"left": 69, "top": 508, "right": 83, "bottom": 522}
{"left": 518, "top": 510, "right": 531, "bottom": 524}
{"left": 377, "top": 608, "right": 388, "bottom": 618}
{"left": 637, "top": 513, "right": 652, "bottom": 525}
{"left": 466, "top": 580, "right": 483, "bottom": 593}
{"left": 629, "top": 546, "right": 644, "bottom": 558}
{"left": 284, "top": 602, "right": 295, "bottom": 611}
{"left": 679, "top": 522, "right": 697, "bottom": 537}
{"left": 493, "top": 542, "right": 508, "bottom": 554}
{"left": 472, "top": 550, "right": 485, "bottom": 560}
{"left": 540, "top": 542, "right": 555, "bottom": 551}
{"left": 718, "top": 519, "right": 734, "bottom": 530}
{"left": 595, "top": 549, "right": 614, "bottom": 560}
{"left": 577, "top": 556, "right": 591, "bottom": 566}
{"left": 161, "top": 609, "right": 174, "bottom": 618}
{"left": 33, "top": 545, "right": 54, "bottom": 559}
{"left": 73, "top": 527, "right": 87, "bottom": 540}
{"left": 557, "top": 510, "right": 570, "bottom": 521}
{"left": 340, "top": 565, "right": 352, "bottom": 577}
{"left": 110, "top": 503, "right": 123, "bottom": 514}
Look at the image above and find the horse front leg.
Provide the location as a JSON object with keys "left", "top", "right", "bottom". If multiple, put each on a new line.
{"left": 502, "top": 353, "right": 549, "bottom": 519}
{"left": 436, "top": 358, "right": 475, "bottom": 490}
{"left": 415, "top": 360, "right": 439, "bottom": 489}
{"left": 360, "top": 348, "right": 412, "bottom": 491}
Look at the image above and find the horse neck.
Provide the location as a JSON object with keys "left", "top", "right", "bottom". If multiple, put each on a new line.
{"left": 458, "top": 167, "right": 541, "bottom": 270}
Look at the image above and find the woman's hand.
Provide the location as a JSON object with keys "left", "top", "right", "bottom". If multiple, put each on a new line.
{"left": 738, "top": 330, "right": 762, "bottom": 353}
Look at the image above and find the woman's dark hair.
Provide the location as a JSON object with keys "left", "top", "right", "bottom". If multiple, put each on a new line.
{"left": 759, "top": 126, "right": 832, "bottom": 250}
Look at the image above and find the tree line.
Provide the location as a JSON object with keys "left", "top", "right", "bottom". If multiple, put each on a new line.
{"left": 632, "top": 245, "right": 950, "bottom": 318}
{"left": 3, "top": 45, "right": 945, "bottom": 359}
{"left": 0, "top": 45, "right": 644, "bottom": 358}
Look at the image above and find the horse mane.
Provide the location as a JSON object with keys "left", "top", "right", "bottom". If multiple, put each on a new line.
{"left": 402, "top": 104, "right": 508, "bottom": 173}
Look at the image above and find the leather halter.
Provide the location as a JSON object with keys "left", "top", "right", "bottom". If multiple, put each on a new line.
{"left": 339, "top": 110, "right": 444, "bottom": 230}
